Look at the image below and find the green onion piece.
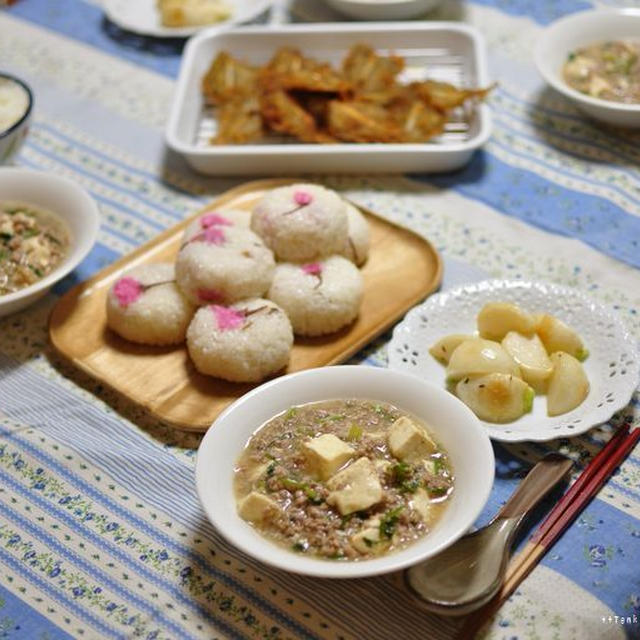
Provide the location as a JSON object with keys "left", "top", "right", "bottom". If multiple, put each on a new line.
{"left": 346, "top": 424, "right": 363, "bottom": 441}
{"left": 426, "top": 485, "right": 448, "bottom": 497}
{"left": 379, "top": 506, "right": 404, "bottom": 539}
{"left": 282, "top": 478, "right": 322, "bottom": 504}
{"left": 389, "top": 462, "right": 412, "bottom": 483}
{"left": 28, "top": 265, "right": 44, "bottom": 277}
{"left": 431, "top": 458, "right": 444, "bottom": 475}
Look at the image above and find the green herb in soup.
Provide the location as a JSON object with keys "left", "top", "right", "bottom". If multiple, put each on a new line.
{"left": 563, "top": 40, "right": 640, "bottom": 104}
{"left": 234, "top": 399, "right": 454, "bottom": 561}
{"left": 0, "top": 201, "right": 69, "bottom": 296}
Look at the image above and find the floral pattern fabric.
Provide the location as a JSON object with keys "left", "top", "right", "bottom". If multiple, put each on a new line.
{"left": 0, "top": 1, "right": 639, "bottom": 639}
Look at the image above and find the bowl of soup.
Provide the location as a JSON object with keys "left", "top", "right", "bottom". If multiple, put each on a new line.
{"left": 0, "top": 73, "right": 33, "bottom": 164}
{"left": 534, "top": 9, "right": 640, "bottom": 127}
{"left": 0, "top": 168, "right": 100, "bottom": 317}
{"left": 196, "top": 365, "right": 494, "bottom": 578}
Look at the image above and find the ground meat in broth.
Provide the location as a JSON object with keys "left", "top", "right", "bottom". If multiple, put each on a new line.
{"left": 0, "top": 202, "right": 69, "bottom": 295}
{"left": 234, "top": 399, "right": 454, "bottom": 561}
{"left": 563, "top": 40, "right": 640, "bottom": 104}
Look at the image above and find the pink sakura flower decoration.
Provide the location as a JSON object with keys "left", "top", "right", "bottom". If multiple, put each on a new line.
{"left": 211, "top": 305, "right": 245, "bottom": 331}
{"left": 302, "top": 262, "right": 322, "bottom": 276}
{"left": 197, "top": 288, "right": 224, "bottom": 303}
{"left": 113, "top": 277, "right": 143, "bottom": 308}
{"left": 201, "top": 227, "right": 227, "bottom": 245}
{"left": 293, "top": 190, "right": 313, "bottom": 206}
{"left": 200, "top": 212, "right": 232, "bottom": 228}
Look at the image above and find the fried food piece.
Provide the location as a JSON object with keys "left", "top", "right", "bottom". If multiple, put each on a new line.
{"left": 411, "top": 80, "right": 491, "bottom": 111}
{"left": 260, "top": 90, "right": 335, "bottom": 143}
{"left": 212, "top": 97, "right": 263, "bottom": 144}
{"left": 202, "top": 51, "right": 258, "bottom": 104}
{"left": 265, "top": 47, "right": 306, "bottom": 74}
{"left": 393, "top": 101, "right": 446, "bottom": 142}
{"left": 201, "top": 45, "right": 491, "bottom": 146}
{"left": 327, "top": 100, "right": 404, "bottom": 143}
{"left": 342, "top": 44, "right": 404, "bottom": 93}
{"left": 294, "top": 92, "right": 333, "bottom": 129}
{"left": 261, "top": 48, "right": 350, "bottom": 94}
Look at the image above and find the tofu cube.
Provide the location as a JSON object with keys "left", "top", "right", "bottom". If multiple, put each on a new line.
{"left": 246, "top": 462, "right": 268, "bottom": 485}
{"left": 326, "top": 457, "right": 383, "bottom": 515}
{"left": 238, "top": 492, "right": 280, "bottom": 524}
{"left": 410, "top": 488, "right": 432, "bottom": 523}
{"left": 387, "top": 417, "right": 437, "bottom": 463}
{"left": 374, "top": 459, "right": 391, "bottom": 474}
{"left": 351, "top": 519, "right": 389, "bottom": 555}
{"left": 303, "top": 434, "right": 354, "bottom": 480}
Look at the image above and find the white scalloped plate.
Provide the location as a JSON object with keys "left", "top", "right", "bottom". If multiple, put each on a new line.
{"left": 104, "top": 0, "right": 272, "bottom": 38}
{"left": 388, "top": 280, "right": 640, "bottom": 442}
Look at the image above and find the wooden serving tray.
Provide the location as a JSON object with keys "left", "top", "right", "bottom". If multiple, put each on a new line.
{"left": 49, "top": 179, "right": 442, "bottom": 432}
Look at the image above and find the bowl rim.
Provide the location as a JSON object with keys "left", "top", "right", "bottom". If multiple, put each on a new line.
{"left": 0, "top": 167, "right": 100, "bottom": 308}
{"left": 328, "top": 0, "right": 437, "bottom": 6}
{"left": 534, "top": 8, "right": 640, "bottom": 114}
{"left": 0, "top": 72, "right": 34, "bottom": 140}
{"left": 195, "top": 365, "right": 495, "bottom": 578}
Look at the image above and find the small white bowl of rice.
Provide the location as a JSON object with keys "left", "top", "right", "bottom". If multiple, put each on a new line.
{"left": 0, "top": 73, "right": 33, "bottom": 164}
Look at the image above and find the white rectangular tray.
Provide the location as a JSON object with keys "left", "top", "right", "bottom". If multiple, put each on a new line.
{"left": 166, "top": 22, "right": 492, "bottom": 175}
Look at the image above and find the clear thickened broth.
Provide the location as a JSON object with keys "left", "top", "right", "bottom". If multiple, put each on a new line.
{"left": 234, "top": 398, "right": 454, "bottom": 561}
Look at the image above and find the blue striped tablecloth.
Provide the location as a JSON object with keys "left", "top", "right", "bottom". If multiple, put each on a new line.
{"left": 0, "top": 1, "right": 639, "bottom": 638}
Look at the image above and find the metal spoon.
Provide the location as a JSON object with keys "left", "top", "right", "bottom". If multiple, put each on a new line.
{"left": 405, "top": 452, "right": 573, "bottom": 616}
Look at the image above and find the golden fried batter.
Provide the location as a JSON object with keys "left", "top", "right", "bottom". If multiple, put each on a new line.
{"left": 260, "top": 90, "right": 335, "bottom": 143}
{"left": 212, "top": 97, "right": 263, "bottom": 144}
{"left": 342, "top": 44, "right": 404, "bottom": 93}
{"left": 200, "top": 44, "right": 490, "bottom": 145}
{"left": 202, "top": 51, "right": 258, "bottom": 104}
{"left": 260, "top": 47, "right": 350, "bottom": 94}
{"left": 393, "top": 101, "right": 447, "bottom": 142}
{"left": 328, "top": 101, "right": 404, "bottom": 143}
{"left": 411, "top": 80, "right": 491, "bottom": 111}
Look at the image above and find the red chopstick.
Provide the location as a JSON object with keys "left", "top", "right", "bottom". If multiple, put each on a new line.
{"left": 530, "top": 423, "right": 631, "bottom": 544}
{"left": 457, "top": 424, "right": 639, "bottom": 639}
{"left": 538, "top": 426, "right": 639, "bottom": 548}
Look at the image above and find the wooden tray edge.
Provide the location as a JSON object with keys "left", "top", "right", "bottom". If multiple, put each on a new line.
{"left": 49, "top": 178, "right": 443, "bottom": 432}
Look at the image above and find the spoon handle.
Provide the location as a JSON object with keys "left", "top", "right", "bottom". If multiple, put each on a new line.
{"left": 498, "top": 453, "right": 573, "bottom": 520}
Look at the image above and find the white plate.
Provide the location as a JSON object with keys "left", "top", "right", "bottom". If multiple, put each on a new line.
{"left": 534, "top": 9, "right": 640, "bottom": 128}
{"left": 165, "top": 22, "right": 492, "bottom": 175}
{"left": 388, "top": 280, "right": 640, "bottom": 443}
{"left": 196, "top": 366, "right": 494, "bottom": 578}
{"left": 103, "top": 0, "right": 272, "bottom": 38}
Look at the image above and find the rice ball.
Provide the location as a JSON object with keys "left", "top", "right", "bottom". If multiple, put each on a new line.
{"left": 182, "top": 208, "right": 251, "bottom": 244}
{"left": 176, "top": 226, "right": 275, "bottom": 306}
{"left": 267, "top": 255, "right": 363, "bottom": 336}
{"left": 251, "top": 183, "right": 348, "bottom": 262}
{"left": 187, "top": 298, "right": 293, "bottom": 382}
{"left": 341, "top": 202, "right": 370, "bottom": 266}
{"left": 106, "top": 263, "right": 194, "bottom": 345}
